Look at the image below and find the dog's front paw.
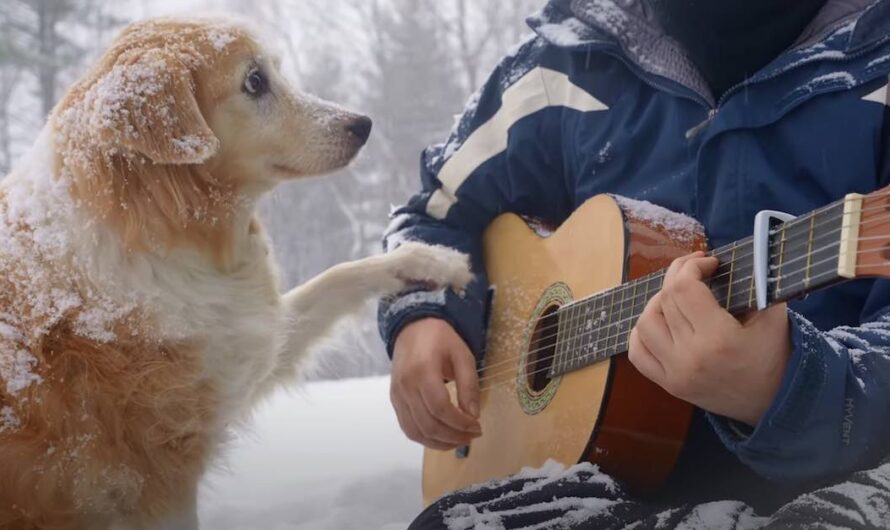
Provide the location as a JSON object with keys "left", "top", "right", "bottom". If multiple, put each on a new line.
{"left": 387, "top": 242, "right": 473, "bottom": 295}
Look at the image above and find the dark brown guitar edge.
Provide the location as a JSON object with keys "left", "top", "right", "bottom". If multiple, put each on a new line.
{"left": 578, "top": 199, "right": 705, "bottom": 495}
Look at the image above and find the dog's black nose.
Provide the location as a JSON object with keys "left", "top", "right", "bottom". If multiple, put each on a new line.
{"left": 347, "top": 116, "right": 373, "bottom": 144}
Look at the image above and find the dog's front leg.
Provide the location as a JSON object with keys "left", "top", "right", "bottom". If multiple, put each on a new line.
{"left": 259, "top": 243, "right": 471, "bottom": 395}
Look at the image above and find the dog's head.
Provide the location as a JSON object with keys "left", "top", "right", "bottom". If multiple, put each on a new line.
{"left": 53, "top": 18, "right": 370, "bottom": 261}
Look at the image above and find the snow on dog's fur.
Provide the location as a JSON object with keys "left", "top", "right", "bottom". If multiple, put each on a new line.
{"left": 0, "top": 18, "right": 470, "bottom": 530}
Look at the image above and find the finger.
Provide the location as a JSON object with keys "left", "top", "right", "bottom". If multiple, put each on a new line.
{"left": 449, "top": 346, "right": 481, "bottom": 418}
{"left": 740, "top": 302, "right": 786, "bottom": 327}
{"left": 628, "top": 327, "right": 666, "bottom": 385}
{"left": 419, "top": 377, "right": 481, "bottom": 435}
{"left": 661, "top": 291, "right": 694, "bottom": 340}
{"left": 663, "top": 251, "right": 706, "bottom": 282}
{"left": 670, "top": 257, "right": 737, "bottom": 332}
{"left": 391, "top": 390, "right": 453, "bottom": 450}
{"left": 408, "top": 389, "right": 474, "bottom": 447}
{"left": 678, "top": 254, "right": 720, "bottom": 281}
{"left": 636, "top": 301, "right": 675, "bottom": 362}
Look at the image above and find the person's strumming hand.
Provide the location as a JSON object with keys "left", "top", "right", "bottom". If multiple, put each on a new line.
{"left": 391, "top": 318, "right": 482, "bottom": 450}
{"left": 628, "top": 252, "right": 793, "bottom": 427}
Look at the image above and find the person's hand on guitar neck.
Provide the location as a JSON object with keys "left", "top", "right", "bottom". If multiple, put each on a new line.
{"left": 391, "top": 318, "right": 483, "bottom": 449}
{"left": 629, "top": 251, "right": 794, "bottom": 427}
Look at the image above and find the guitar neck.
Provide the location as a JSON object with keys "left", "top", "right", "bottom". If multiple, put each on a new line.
{"left": 550, "top": 197, "right": 853, "bottom": 376}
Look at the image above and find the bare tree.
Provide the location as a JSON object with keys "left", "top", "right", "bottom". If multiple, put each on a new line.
{"left": 0, "top": 0, "right": 542, "bottom": 378}
{"left": 0, "top": 0, "right": 125, "bottom": 172}
{"left": 0, "top": 10, "right": 22, "bottom": 173}
{"left": 6, "top": 0, "right": 79, "bottom": 117}
{"left": 447, "top": 0, "right": 542, "bottom": 94}
{"left": 0, "top": 70, "right": 21, "bottom": 174}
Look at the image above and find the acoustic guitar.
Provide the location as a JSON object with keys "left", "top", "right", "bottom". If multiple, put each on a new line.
{"left": 422, "top": 189, "right": 890, "bottom": 504}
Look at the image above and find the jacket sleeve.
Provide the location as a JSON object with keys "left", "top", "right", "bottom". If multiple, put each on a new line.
{"left": 709, "top": 184, "right": 890, "bottom": 481}
{"left": 377, "top": 37, "right": 586, "bottom": 358}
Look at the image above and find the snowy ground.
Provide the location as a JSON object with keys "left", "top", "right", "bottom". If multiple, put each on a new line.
{"left": 198, "top": 377, "right": 422, "bottom": 530}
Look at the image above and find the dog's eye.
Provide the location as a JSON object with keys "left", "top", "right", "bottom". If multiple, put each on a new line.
{"left": 243, "top": 68, "right": 269, "bottom": 98}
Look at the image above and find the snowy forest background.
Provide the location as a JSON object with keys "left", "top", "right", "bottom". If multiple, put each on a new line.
{"left": 0, "top": 0, "right": 538, "bottom": 379}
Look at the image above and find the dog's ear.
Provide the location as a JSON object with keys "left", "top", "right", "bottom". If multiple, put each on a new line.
{"left": 98, "top": 47, "right": 219, "bottom": 165}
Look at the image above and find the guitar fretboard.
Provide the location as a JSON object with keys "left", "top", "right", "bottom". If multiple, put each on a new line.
{"left": 549, "top": 200, "right": 847, "bottom": 377}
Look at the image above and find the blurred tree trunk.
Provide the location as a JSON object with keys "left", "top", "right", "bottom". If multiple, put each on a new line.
{"left": 0, "top": 5, "right": 21, "bottom": 173}
{"left": 0, "top": 0, "right": 124, "bottom": 172}
{"left": 0, "top": 0, "right": 543, "bottom": 376}
{"left": 449, "top": 0, "right": 542, "bottom": 94}
{"left": 35, "top": 0, "right": 58, "bottom": 116}
{"left": 0, "top": 70, "right": 20, "bottom": 174}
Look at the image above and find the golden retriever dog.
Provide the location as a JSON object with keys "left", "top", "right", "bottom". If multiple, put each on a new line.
{"left": 0, "top": 18, "right": 469, "bottom": 530}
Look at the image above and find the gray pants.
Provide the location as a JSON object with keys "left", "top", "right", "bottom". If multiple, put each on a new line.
{"left": 410, "top": 461, "right": 890, "bottom": 529}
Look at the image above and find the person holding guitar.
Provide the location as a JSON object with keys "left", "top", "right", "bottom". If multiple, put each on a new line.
{"left": 380, "top": 0, "right": 890, "bottom": 527}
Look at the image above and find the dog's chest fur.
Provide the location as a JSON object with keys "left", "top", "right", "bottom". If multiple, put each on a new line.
{"left": 0, "top": 128, "right": 292, "bottom": 525}
{"left": 133, "top": 229, "right": 286, "bottom": 418}
{"left": 5, "top": 128, "right": 287, "bottom": 419}
{"left": 80, "top": 208, "right": 287, "bottom": 427}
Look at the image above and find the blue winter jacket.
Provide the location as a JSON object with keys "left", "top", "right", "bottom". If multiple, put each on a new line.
{"left": 378, "top": 0, "right": 890, "bottom": 506}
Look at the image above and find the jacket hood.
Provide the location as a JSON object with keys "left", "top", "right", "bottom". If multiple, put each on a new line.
{"left": 532, "top": 0, "right": 887, "bottom": 105}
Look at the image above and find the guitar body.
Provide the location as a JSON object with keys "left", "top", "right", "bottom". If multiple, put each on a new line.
{"left": 422, "top": 194, "right": 706, "bottom": 504}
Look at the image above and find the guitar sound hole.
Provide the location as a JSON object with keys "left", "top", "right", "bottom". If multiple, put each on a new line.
{"left": 527, "top": 305, "right": 560, "bottom": 393}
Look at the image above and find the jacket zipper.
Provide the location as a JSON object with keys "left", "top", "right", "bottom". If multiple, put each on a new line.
{"left": 683, "top": 34, "right": 890, "bottom": 140}
{"left": 685, "top": 109, "right": 717, "bottom": 139}
{"left": 581, "top": 30, "right": 890, "bottom": 143}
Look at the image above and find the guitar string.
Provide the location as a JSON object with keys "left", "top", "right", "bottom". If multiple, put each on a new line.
{"left": 404, "top": 200, "right": 887, "bottom": 384}
{"left": 467, "top": 200, "right": 889, "bottom": 367}
{"left": 470, "top": 228, "right": 850, "bottom": 382}
{"left": 478, "top": 249, "right": 881, "bottom": 388}
{"left": 468, "top": 218, "right": 884, "bottom": 381}
{"left": 558, "top": 204, "right": 889, "bottom": 317}
{"left": 470, "top": 216, "right": 890, "bottom": 379}
{"left": 704, "top": 200, "right": 873, "bottom": 276}
{"left": 478, "top": 258, "right": 889, "bottom": 390}
{"left": 474, "top": 245, "right": 890, "bottom": 387}
{"left": 478, "top": 261, "right": 890, "bottom": 392}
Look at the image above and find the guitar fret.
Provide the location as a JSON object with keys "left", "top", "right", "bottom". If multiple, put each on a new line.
{"left": 573, "top": 300, "right": 587, "bottom": 371}
{"left": 647, "top": 274, "right": 662, "bottom": 313}
{"left": 559, "top": 304, "right": 570, "bottom": 374}
{"left": 590, "top": 296, "right": 604, "bottom": 362}
{"left": 584, "top": 296, "right": 597, "bottom": 365}
{"left": 578, "top": 300, "right": 595, "bottom": 366}
{"left": 567, "top": 302, "right": 580, "bottom": 371}
{"left": 709, "top": 243, "right": 735, "bottom": 310}
{"left": 805, "top": 214, "right": 816, "bottom": 289}
{"left": 571, "top": 299, "right": 585, "bottom": 368}
{"left": 595, "top": 299, "right": 605, "bottom": 361}
{"left": 613, "top": 287, "right": 626, "bottom": 355}
{"left": 727, "top": 273, "right": 755, "bottom": 314}
{"left": 640, "top": 276, "right": 651, "bottom": 324}
{"left": 729, "top": 241, "right": 755, "bottom": 313}
{"left": 604, "top": 289, "right": 617, "bottom": 359}
{"left": 554, "top": 307, "right": 568, "bottom": 375}
{"left": 574, "top": 302, "right": 585, "bottom": 370}
{"left": 563, "top": 304, "right": 572, "bottom": 374}
{"left": 725, "top": 242, "right": 737, "bottom": 310}
{"left": 576, "top": 299, "right": 588, "bottom": 369}
{"left": 774, "top": 224, "right": 789, "bottom": 300}
{"left": 594, "top": 293, "right": 608, "bottom": 361}
{"left": 629, "top": 280, "right": 640, "bottom": 337}
{"left": 619, "top": 284, "right": 632, "bottom": 352}
{"left": 771, "top": 202, "right": 845, "bottom": 303}
{"left": 543, "top": 194, "right": 859, "bottom": 378}
{"left": 747, "top": 268, "right": 755, "bottom": 309}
